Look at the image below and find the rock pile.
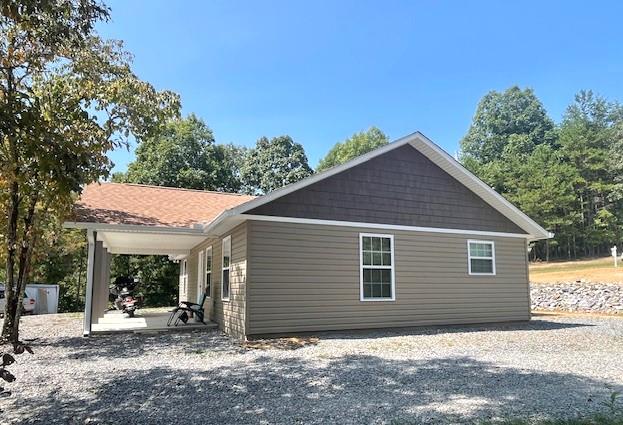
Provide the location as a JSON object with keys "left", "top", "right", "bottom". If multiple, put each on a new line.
{"left": 531, "top": 281, "right": 623, "bottom": 314}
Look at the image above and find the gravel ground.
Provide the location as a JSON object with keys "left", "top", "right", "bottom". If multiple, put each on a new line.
{"left": 1, "top": 313, "right": 622, "bottom": 424}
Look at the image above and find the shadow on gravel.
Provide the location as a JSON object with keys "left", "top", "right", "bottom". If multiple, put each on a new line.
{"left": 298, "top": 318, "right": 593, "bottom": 341}
{"left": 8, "top": 353, "right": 620, "bottom": 424}
{"left": 40, "top": 329, "right": 242, "bottom": 360}
{"left": 35, "top": 319, "right": 591, "bottom": 360}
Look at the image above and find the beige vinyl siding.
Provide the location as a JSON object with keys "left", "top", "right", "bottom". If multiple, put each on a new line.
{"left": 186, "top": 222, "right": 248, "bottom": 338}
{"left": 246, "top": 220, "right": 529, "bottom": 335}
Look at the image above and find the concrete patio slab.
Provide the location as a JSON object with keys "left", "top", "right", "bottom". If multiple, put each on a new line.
{"left": 91, "top": 309, "right": 217, "bottom": 334}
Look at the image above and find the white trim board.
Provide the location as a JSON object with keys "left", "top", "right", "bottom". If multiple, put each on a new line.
{"left": 205, "top": 132, "right": 551, "bottom": 240}
{"left": 64, "top": 221, "right": 205, "bottom": 235}
{"left": 243, "top": 214, "right": 533, "bottom": 239}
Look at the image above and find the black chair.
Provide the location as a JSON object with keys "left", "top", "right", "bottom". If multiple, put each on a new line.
{"left": 167, "top": 293, "right": 208, "bottom": 327}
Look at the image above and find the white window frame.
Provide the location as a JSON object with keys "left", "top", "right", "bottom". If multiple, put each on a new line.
{"left": 221, "top": 235, "right": 231, "bottom": 302}
{"left": 204, "top": 246, "right": 213, "bottom": 299}
{"left": 467, "top": 239, "right": 496, "bottom": 276}
{"left": 180, "top": 259, "right": 188, "bottom": 295}
{"left": 359, "top": 233, "right": 396, "bottom": 302}
{"left": 196, "top": 250, "right": 204, "bottom": 304}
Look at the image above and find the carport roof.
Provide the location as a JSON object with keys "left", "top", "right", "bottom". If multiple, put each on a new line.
{"left": 69, "top": 182, "right": 255, "bottom": 229}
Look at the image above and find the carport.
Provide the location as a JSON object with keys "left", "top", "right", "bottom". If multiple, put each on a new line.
{"left": 64, "top": 182, "right": 254, "bottom": 336}
{"left": 78, "top": 225, "right": 207, "bottom": 335}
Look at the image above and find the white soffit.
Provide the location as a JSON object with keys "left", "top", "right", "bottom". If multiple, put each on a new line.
{"left": 96, "top": 231, "right": 206, "bottom": 256}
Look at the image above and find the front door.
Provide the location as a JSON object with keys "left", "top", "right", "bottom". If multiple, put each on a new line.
{"left": 203, "top": 246, "right": 213, "bottom": 320}
{"left": 196, "top": 250, "right": 204, "bottom": 304}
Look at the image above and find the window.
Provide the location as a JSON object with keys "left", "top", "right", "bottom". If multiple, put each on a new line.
{"left": 467, "top": 240, "right": 496, "bottom": 275}
{"left": 360, "top": 233, "right": 395, "bottom": 301}
{"left": 205, "top": 246, "right": 212, "bottom": 298}
{"left": 222, "top": 236, "right": 231, "bottom": 301}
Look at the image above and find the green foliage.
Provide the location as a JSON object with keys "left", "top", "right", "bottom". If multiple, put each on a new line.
{"left": 316, "top": 127, "right": 389, "bottom": 171}
{"left": 0, "top": 0, "right": 180, "bottom": 341}
{"left": 240, "top": 135, "right": 313, "bottom": 194}
{"left": 460, "top": 87, "right": 623, "bottom": 260}
{"left": 557, "top": 91, "right": 623, "bottom": 255}
{"left": 460, "top": 86, "right": 557, "bottom": 193}
{"left": 118, "top": 115, "right": 243, "bottom": 192}
{"left": 110, "top": 255, "right": 178, "bottom": 307}
{"left": 30, "top": 229, "right": 87, "bottom": 312}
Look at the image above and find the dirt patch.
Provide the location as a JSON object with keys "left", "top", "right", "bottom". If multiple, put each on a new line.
{"left": 243, "top": 336, "right": 320, "bottom": 350}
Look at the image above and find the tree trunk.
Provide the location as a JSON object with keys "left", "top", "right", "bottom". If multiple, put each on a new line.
{"left": 11, "top": 195, "right": 38, "bottom": 340}
{"left": 545, "top": 239, "right": 550, "bottom": 262}
{"left": 3, "top": 191, "right": 39, "bottom": 342}
{"left": 2, "top": 181, "right": 20, "bottom": 341}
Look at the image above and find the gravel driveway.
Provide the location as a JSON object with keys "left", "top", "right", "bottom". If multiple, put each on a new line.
{"left": 2, "top": 313, "right": 622, "bottom": 424}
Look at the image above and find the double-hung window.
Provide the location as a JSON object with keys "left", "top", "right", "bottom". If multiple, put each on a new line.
{"left": 205, "top": 246, "right": 212, "bottom": 298}
{"left": 467, "top": 240, "right": 496, "bottom": 275}
{"left": 222, "top": 236, "right": 231, "bottom": 301}
{"left": 360, "top": 233, "right": 395, "bottom": 301}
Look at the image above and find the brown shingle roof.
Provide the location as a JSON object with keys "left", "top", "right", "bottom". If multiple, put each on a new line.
{"left": 71, "top": 182, "right": 255, "bottom": 228}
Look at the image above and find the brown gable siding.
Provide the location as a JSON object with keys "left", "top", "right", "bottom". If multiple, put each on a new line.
{"left": 245, "top": 145, "right": 526, "bottom": 234}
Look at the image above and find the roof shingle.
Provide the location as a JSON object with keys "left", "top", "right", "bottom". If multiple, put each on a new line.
{"left": 71, "top": 183, "right": 255, "bottom": 228}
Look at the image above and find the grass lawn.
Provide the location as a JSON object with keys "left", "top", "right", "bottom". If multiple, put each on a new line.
{"left": 529, "top": 256, "right": 623, "bottom": 284}
{"left": 484, "top": 414, "right": 623, "bottom": 424}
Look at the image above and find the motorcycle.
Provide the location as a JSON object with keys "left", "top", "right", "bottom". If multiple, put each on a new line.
{"left": 109, "top": 276, "right": 144, "bottom": 318}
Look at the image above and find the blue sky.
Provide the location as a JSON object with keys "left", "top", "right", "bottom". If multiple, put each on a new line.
{"left": 99, "top": 0, "right": 623, "bottom": 172}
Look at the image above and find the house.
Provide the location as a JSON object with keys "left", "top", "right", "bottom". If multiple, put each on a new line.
{"left": 65, "top": 132, "right": 551, "bottom": 338}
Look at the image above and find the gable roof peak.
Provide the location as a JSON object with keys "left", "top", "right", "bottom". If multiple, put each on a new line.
{"left": 218, "top": 131, "right": 550, "bottom": 240}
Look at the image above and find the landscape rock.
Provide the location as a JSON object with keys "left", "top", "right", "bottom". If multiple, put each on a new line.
{"left": 531, "top": 281, "right": 623, "bottom": 314}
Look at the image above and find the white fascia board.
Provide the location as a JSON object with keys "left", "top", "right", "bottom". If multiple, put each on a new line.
{"left": 207, "top": 131, "right": 550, "bottom": 240}
{"left": 242, "top": 214, "right": 533, "bottom": 239}
{"left": 63, "top": 221, "right": 205, "bottom": 235}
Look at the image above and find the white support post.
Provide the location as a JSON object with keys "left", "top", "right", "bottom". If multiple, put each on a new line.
{"left": 83, "top": 230, "right": 96, "bottom": 337}
{"left": 612, "top": 246, "right": 618, "bottom": 268}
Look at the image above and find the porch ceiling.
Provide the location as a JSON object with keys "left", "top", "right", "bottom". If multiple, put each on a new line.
{"left": 96, "top": 230, "right": 206, "bottom": 256}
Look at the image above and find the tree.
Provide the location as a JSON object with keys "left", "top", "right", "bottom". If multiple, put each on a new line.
{"left": 0, "top": 0, "right": 180, "bottom": 342}
{"left": 507, "top": 145, "right": 580, "bottom": 260}
{"left": 460, "top": 86, "right": 557, "bottom": 197}
{"left": 112, "top": 115, "right": 248, "bottom": 307}
{"left": 30, "top": 228, "right": 87, "bottom": 312}
{"left": 316, "top": 127, "right": 389, "bottom": 171}
{"left": 459, "top": 86, "right": 623, "bottom": 261}
{"left": 240, "top": 135, "right": 313, "bottom": 194}
{"left": 458, "top": 86, "right": 569, "bottom": 260}
{"left": 558, "top": 91, "right": 623, "bottom": 256}
{"left": 115, "top": 115, "right": 243, "bottom": 192}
